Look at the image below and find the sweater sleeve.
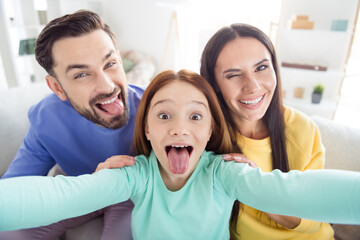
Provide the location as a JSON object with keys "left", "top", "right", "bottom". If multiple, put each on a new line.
{"left": 0, "top": 168, "right": 133, "bottom": 231}
{"left": 217, "top": 160, "right": 360, "bottom": 224}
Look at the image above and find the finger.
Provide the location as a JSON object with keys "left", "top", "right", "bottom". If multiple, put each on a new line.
{"left": 108, "top": 159, "right": 135, "bottom": 168}
{"left": 249, "top": 161, "right": 257, "bottom": 168}
{"left": 222, "top": 154, "right": 235, "bottom": 161}
{"left": 222, "top": 154, "right": 257, "bottom": 168}
{"left": 94, "top": 162, "right": 109, "bottom": 173}
{"left": 223, "top": 154, "right": 248, "bottom": 162}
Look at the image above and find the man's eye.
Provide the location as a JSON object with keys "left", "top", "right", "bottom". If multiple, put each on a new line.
{"left": 190, "top": 113, "right": 202, "bottom": 120}
{"left": 158, "top": 113, "right": 171, "bottom": 120}
{"left": 74, "top": 73, "right": 87, "bottom": 79}
{"left": 105, "top": 62, "right": 115, "bottom": 69}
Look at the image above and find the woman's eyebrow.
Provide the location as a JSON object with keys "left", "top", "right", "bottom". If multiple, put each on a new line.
{"left": 223, "top": 68, "right": 241, "bottom": 74}
{"left": 254, "top": 59, "right": 269, "bottom": 67}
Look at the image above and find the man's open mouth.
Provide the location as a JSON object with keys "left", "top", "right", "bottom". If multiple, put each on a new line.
{"left": 95, "top": 93, "right": 124, "bottom": 116}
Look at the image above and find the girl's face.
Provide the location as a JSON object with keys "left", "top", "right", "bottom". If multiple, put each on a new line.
{"left": 145, "top": 80, "right": 212, "bottom": 188}
{"left": 214, "top": 37, "right": 277, "bottom": 127}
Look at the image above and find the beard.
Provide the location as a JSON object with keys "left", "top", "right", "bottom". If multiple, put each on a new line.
{"left": 65, "top": 86, "right": 129, "bottom": 129}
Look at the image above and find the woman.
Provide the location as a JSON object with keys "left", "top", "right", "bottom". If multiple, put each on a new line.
{"left": 0, "top": 70, "right": 359, "bottom": 239}
{"left": 200, "top": 23, "right": 334, "bottom": 239}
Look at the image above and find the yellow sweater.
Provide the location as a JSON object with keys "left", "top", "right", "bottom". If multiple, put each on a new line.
{"left": 230, "top": 106, "right": 334, "bottom": 240}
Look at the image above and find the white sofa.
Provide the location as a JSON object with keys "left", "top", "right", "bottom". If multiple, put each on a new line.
{"left": 0, "top": 83, "right": 359, "bottom": 239}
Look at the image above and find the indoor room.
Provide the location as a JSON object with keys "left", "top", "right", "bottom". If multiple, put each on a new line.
{"left": 0, "top": 0, "right": 359, "bottom": 239}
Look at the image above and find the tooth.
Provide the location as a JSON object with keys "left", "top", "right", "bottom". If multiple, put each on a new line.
{"left": 101, "top": 96, "right": 117, "bottom": 105}
{"left": 240, "top": 96, "right": 263, "bottom": 105}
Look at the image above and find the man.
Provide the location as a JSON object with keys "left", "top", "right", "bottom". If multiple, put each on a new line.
{"left": 1, "top": 10, "right": 141, "bottom": 240}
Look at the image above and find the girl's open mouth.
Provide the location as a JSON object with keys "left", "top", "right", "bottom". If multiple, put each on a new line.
{"left": 165, "top": 145, "right": 194, "bottom": 174}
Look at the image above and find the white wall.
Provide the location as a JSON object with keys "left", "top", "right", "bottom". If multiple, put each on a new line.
{"left": 101, "top": 0, "right": 283, "bottom": 74}
{"left": 102, "top": 0, "right": 177, "bottom": 72}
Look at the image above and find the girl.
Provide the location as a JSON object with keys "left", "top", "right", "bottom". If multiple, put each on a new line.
{"left": 0, "top": 70, "right": 359, "bottom": 239}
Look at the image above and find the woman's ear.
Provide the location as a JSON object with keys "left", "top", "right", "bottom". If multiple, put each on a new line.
{"left": 46, "top": 75, "right": 67, "bottom": 101}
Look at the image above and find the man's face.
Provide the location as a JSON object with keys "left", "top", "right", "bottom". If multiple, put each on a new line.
{"left": 49, "top": 30, "right": 129, "bottom": 129}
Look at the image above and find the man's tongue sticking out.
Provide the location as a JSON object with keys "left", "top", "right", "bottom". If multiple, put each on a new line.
{"left": 101, "top": 98, "right": 124, "bottom": 116}
{"left": 167, "top": 147, "right": 189, "bottom": 174}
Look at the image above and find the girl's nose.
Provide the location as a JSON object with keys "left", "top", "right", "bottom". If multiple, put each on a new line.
{"left": 169, "top": 120, "right": 190, "bottom": 136}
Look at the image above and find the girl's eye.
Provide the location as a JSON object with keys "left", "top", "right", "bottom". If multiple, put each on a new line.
{"left": 105, "top": 62, "right": 115, "bottom": 69}
{"left": 74, "top": 73, "right": 87, "bottom": 79}
{"left": 158, "top": 113, "right": 171, "bottom": 120}
{"left": 190, "top": 113, "right": 202, "bottom": 120}
{"left": 256, "top": 65, "right": 267, "bottom": 72}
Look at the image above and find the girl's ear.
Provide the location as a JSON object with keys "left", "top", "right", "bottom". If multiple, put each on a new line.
{"left": 145, "top": 124, "right": 150, "bottom": 141}
{"left": 46, "top": 75, "right": 67, "bottom": 101}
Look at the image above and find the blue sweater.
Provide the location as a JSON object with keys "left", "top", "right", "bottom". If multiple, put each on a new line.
{"left": 0, "top": 151, "right": 359, "bottom": 238}
{"left": 2, "top": 85, "right": 144, "bottom": 178}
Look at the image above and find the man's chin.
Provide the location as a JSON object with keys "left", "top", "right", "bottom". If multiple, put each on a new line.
{"left": 95, "top": 110, "right": 129, "bottom": 129}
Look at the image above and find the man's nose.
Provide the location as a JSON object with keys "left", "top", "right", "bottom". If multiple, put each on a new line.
{"left": 95, "top": 72, "right": 115, "bottom": 93}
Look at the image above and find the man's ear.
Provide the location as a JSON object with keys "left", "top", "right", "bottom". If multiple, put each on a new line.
{"left": 46, "top": 75, "right": 67, "bottom": 101}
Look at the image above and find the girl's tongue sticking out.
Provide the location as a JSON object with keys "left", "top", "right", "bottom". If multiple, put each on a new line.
{"left": 166, "top": 146, "right": 193, "bottom": 174}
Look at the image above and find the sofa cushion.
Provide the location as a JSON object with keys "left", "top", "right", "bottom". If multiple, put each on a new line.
{"left": 311, "top": 115, "right": 360, "bottom": 171}
{"left": 0, "top": 82, "right": 51, "bottom": 176}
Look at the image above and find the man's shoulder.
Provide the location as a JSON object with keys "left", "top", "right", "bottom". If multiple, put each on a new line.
{"left": 28, "top": 94, "right": 75, "bottom": 124}
{"left": 128, "top": 84, "right": 145, "bottom": 99}
{"left": 30, "top": 93, "right": 67, "bottom": 111}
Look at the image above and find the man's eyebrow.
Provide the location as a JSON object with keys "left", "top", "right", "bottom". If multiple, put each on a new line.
{"left": 65, "top": 64, "right": 89, "bottom": 74}
{"left": 65, "top": 50, "right": 115, "bottom": 74}
{"left": 103, "top": 50, "right": 115, "bottom": 62}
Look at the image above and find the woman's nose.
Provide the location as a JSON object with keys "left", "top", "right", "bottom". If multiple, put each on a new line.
{"left": 242, "top": 73, "right": 261, "bottom": 93}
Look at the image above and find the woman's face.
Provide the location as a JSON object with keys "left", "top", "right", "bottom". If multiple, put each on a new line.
{"left": 214, "top": 37, "right": 277, "bottom": 125}
{"left": 145, "top": 80, "right": 212, "bottom": 186}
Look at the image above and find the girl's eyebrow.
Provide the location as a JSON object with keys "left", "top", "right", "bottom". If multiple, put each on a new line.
{"left": 152, "top": 99, "right": 208, "bottom": 108}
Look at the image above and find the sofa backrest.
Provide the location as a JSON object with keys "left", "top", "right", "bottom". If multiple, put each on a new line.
{"left": 0, "top": 82, "right": 51, "bottom": 177}
{"left": 311, "top": 115, "right": 360, "bottom": 171}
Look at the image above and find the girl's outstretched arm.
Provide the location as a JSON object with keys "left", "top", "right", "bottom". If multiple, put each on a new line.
{"left": 0, "top": 169, "right": 131, "bottom": 231}
{"left": 218, "top": 160, "right": 360, "bottom": 224}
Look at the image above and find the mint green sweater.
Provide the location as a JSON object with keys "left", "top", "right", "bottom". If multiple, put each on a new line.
{"left": 0, "top": 151, "right": 359, "bottom": 239}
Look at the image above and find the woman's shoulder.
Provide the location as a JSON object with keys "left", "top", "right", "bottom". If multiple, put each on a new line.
{"left": 283, "top": 106, "right": 317, "bottom": 134}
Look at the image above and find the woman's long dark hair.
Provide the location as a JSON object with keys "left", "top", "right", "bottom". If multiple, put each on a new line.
{"left": 200, "top": 23, "right": 289, "bottom": 230}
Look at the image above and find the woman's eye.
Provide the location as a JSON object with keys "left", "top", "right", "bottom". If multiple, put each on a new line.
{"left": 74, "top": 73, "right": 87, "bottom": 79}
{"left": 105, "top": 62, "right": 115, "bottom": 69}
{"left": 190, "top": 113, "right": 202, "bottom": 120}
{"left": 158, "top": 113, "right": 171, "bottom": 120}
{"left": 226, "top": 74, "right": 240, "bottom": 79}
{"left": 256, "top": 65, "right": 267, "bottom": 72}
